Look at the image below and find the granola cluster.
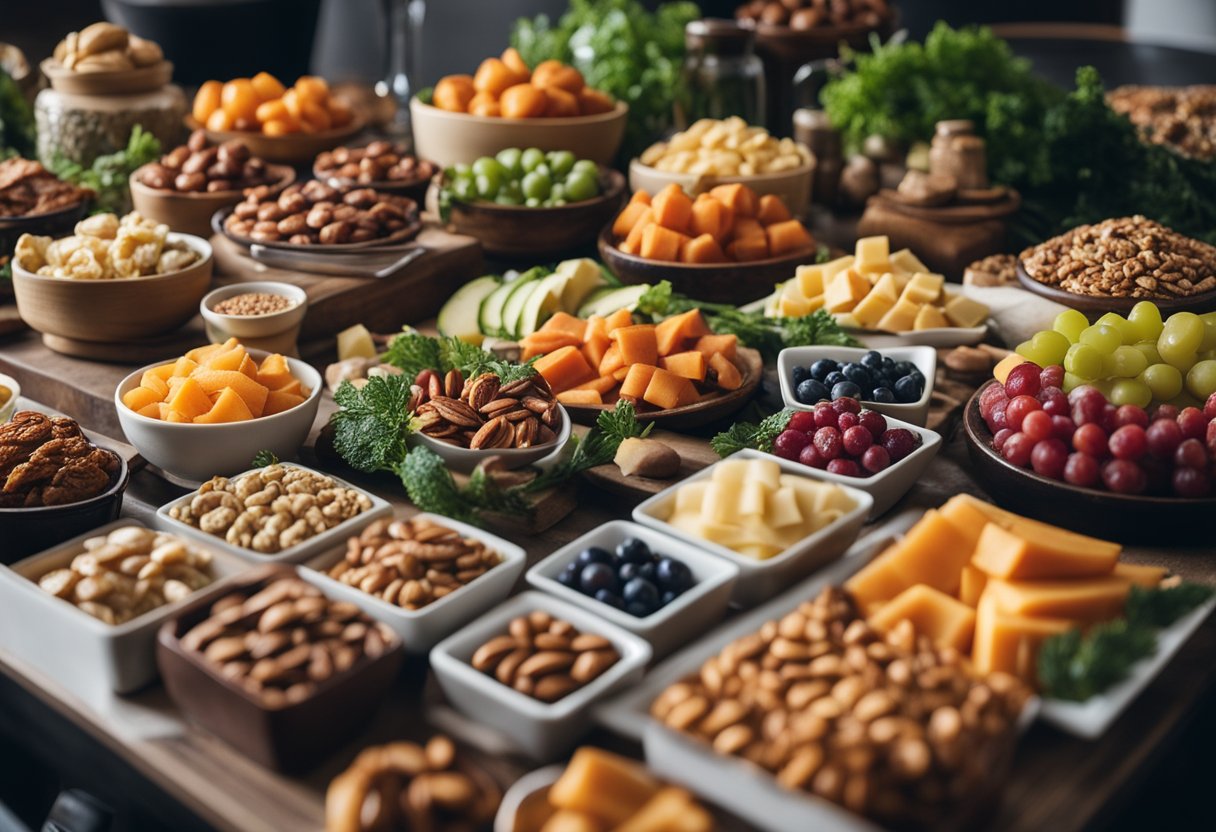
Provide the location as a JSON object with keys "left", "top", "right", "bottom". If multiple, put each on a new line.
{"left": 0, "top": 411, "right": 120, "bottom": 507}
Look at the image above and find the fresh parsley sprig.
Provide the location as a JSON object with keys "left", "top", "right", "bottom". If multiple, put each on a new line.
{"left": 381, "top": 332, "right": 537, "bottom": 387}
{"left": 711, "top": 409, "right": 795, "bottom": 457}
{"left": 330, "top": 374, "right": 419, "bottom": 474}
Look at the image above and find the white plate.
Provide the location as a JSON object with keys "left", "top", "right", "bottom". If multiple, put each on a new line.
{"left": 300, "top": 512, "right": 526, "bottom": 653}
{"left": 492, "top": 765, "right": 563, "bottom": 832}
{"left": 845, "top": 324, "right": 988, "bottom": 349}
{"left": 632, "top": 449, "right": 872, "bottom": 607}
{"left": 1039, "top": 596, "right": 1216, "bottom": 739}
{"left": 777, "top": 345, "right": 936, "bottom": 427}
{"left": 156, "top": 462, "right": 392, "bottom": 564}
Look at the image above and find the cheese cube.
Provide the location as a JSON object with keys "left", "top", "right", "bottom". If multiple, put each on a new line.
{"left": 819, "top": 255, "right": 855, "bottom": 281}
{"left": 711, "top": 459, "right": 747, "bottom": 490}
{"left": 901, "top": 272, "right": 945, "bottom": 304}
{"left": 889, "top": 248, "right": 930, "bottom": 275}
{"left": 854, "top": 236, "right": 891, "bottom": 273}
{"left": 746, "top": 458, "right": 782, "bottom": 491}
{"left": 1113, "top": 562, "right": 1167, "bottom": 588}
{"left": 795, "top": 265, "right": 825, "bottom": 298}
{"left": 971, "top": 522, "right": 1120, "bottom": 580}
{"left": 871, "top": 273, "right": 900, "bottom": 300}
{"left": 694, "top": 522, "right": 742, "bottom": 548}
{"left": 767, "top": 486, "right": 804, "bottom": 528}
{"left": 959, "top": 564, "right": 988, "bottom": 607}
{"left": 824, "top": 269, "right": 871, "bottom": 313}
{"left": 875, "top": 297, "right": 921, "bottom": 332}
{"left": 880, "top": 509, "right": 976, "bottom": 596}
{"left": 983, "top": 577, "right": 1131, "bottom": 623}
{"left": 672, "top": 480, "right": 708, "bottom": 516}
{"left": 337, "top": 324, "right": 376, "bottom": 360}
{"left": 701, "top": 482, "right": 738, "bottom": 524}
{"left": 939, "top": 494, "right": 991, "bottom": 551}
{"left": 972, "top": 594, "right": 1075, "bottom": 677}
{"left": 738, "top": 479, "right": 767, "bottom": 517}
{"left": 944, "top": 293, "right": 990, "bottom": 328}
{"left": 852, "top": 291, "right": 896, "bottom": 328}
{"left": 779, "top": 295, "right": 814, "bottom": 317}
{"left": 845, "top": 553, "right": 910, "bottom": 610}
{"left": 913, "top": 304, "right": 950, "bottom": 330}
{"left": 835, "top": 312, "right": 860, "bottom": 328}
{"left": 869, "top": 584, "right": 977, "bottom": 652}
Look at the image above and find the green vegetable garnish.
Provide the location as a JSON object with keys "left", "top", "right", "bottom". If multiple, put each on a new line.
{"left": 330, "top": 374, "right": 419, "bottom": 474}
{"left": 48, "top": 125, "right": 161, "bottom": 216}
{"left": 250, "top": 450, "right": 280, "bottom": 468}
{"left": 0, "top": 68, "right": 35, "bottom": 159}
{"left": 710, "top": 409, "right": 795, "bottom": 458}
{"left": 381, "top": 332, "right": 537, "bottom": 387}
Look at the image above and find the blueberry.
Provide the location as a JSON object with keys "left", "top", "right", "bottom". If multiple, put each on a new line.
{"left": 792, "top": 365, "right": 811, "bottom": 386}
{"left": 656, "top": 557, "right": 693, "bottom": 593}
{"left": 810, "top": 359, "right": 837, "bottom": 381}
{"left": 909, "top": 369, "right": 926, "bottom": 385}
{"left": 637, "top": 562, "right": 657, "bottom": 582}
{"left": 893, "top": 361, "right": 916, "bottom": 377}
{"left": 871, "top": 386, "right": 895, "bottom": 403}
{"left": 558, "top": 562, "right": 581, "bottom": 588}
{"left": 616, "top": 537, "right": 652, "bottom": 565}
{"left": 894, "top": 375, "right": 921, "bottom": 403}
{"left": 580, "top": 562, "right": 618, "bottom": 595}
{"left": 831, "top": 380, "right": 861, "bottom": 400}
{"left": 796, "top": 378, "right": 830, "bottom": 405}
{"left": 577, "top": 546, "right": 614, "bottom": 567}
{"left": 594, "top": 588, "right": 625, "bottom": 609}
{"left": 861, "top": 351, "right": 883, "bottom": 371}
{"left": 660, "top": 590, "right": 678, "bottom": 607}
{"left": 842, "top": 363, "right": 871, "bottom": 386}
{"left": 622, "top": 577, "right": 660, "bottom": 616}
{"left": 882, "top": 356, "right": 896, "bottom": 371}
{"left": 825, "top": 371, "right": 845, "bottom": 386}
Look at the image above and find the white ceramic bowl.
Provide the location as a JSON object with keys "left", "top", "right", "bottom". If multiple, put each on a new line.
{"left": 526, "top": 520, "right": 739, "bottom": 659}
{"left": 493, "top": 765, "right": 564, "bottom": 832}
{"left": 301, "top": 512, "right": 526, "bottom": 653}
{"left": 777, "top": 345, "right": 937, "bottom": 427}
{"left": 629, "top": 156, "right": 815, "bottom": 217}
{"left": 156, "top": 462, "right": 392, "bottom": 564}
{"left": 632, "top": 449, "right": 871, "bottom": 608}
{"left": 114, "top": 349, "right": 323, "bottom": 482}
{"left": 0, "top": 372, "right": 20, "bottom": 423}
{"left": 410, "top": 403, "right": 572, "bottom": 474}
{"left": 199, "top": 281, "right": 309, "bottom": 350}
{"left": 0, "top": 519, "right": 250, "bottom": 693}
{"left": 430, "top": 591, "right": 652, "bottom": 760}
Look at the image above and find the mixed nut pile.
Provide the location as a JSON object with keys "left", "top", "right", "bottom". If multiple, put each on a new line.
{"left": 411, "top": 369, "right": 561, "bottom": 450}
{"left": 735, "top": 0, "right": 892, "bottom": 30}
{"left": 1020, "top": 215, "right": 1216, "bottom": 300}
{"left": 1108, "top": 84, "right": 1216, "bottom": 161}
{"left": 314, "top": 141, "right": 436, "bottom": 186}
{"left": 52, "top": 22, "right": 163, "bottom": 73}
{"left": 0, "top": 412, "right": 120, "bottom": 507}
{"left": 138, "top": 129, "right": 281, "bottom": 194}
{"left": 224, "top": 180, "right": 417, "bottom": 246}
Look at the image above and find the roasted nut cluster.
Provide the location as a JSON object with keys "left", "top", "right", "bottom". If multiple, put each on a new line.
{"left": 328, "top": 517, "right": 502, "bottom": 611}
{"left": 0, "top": 412, "right": 120, "bottom": 508}
{"left": 963, "top": 253, "right": 1017, "bottom": 287}
{"left": 639, "top": 116, "right": 810, "bottom": 176}
{"left": 138, "top": 129, "right": 279, "bottom": 194}
{"left": 224, "top": 180, "right": 417, "bottom": 246}
{"left": 37, "top": 526, "right": 213, "bottom": 625}
{"left": 651, "top": 587, "right": 1030, "bottom": 828}
{"left": 736, "top": 0, "right": 892, "bottom": 30}
{"left": 326, "top": 735, "right": 501, "bottom": 832}
{"left": 1020, "top": 215, "right": 1216, "bottom": 300}
{"left": 411, "top": 369, "right": 561, "bottom": 450}
{"left": 0, "top": 158, "right": 92, "bottom": 218}
{"left": 53, "top": 22, "right": 163, "bottom": 73}
{"left": 470, "top": 610, "right": 620, "bottom": 703}
{"left": 169, "top": 464, "right": 374, "bottom": 554}
{"left": 180, "top": 575, "right": 395, "bottom": 707}
{"left": 1108, "top": 85, "right": 1216, "bottom": 161}
{"left": 16, "top": 212, "right": 200, "bottom": 280}
{"left": 314, "top": 141, "right": 437, "bottom": 186}
{"left": 211, "top": 292, "right": 298, "bottom": 316}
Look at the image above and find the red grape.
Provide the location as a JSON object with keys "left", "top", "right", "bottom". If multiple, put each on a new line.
{"left": 1109, "top": 424, "right": 1148, "bottom": 461}
{"left": 1064, "top": 452, "right": 1100, "bottom": 487}
{"left": 1207, "top": 419, "right": 1216, "bottom": 457}
{"left": 1031, "top": 438, "right": 1069, "bottom": 479}
{"left": 993, "top": 428, "right": 1014, "bottom": 452}
{"left": 1068, "top": 385, "right": 1103, "bottom": 406}
{"left": 1100, "top": 404, "right": 1119, "bottom": 433}
{"left": 798, "top": 443, "right": 826, "bottom": 469}
{"left": 1004, "top": 362, "right": 1042, "bottom": 398}
{"left": 1002, "top": 432, "right": 1035, "bottom": 466}
{"left": 1040, "top": 388, "right": 1069, "bottom": 417}
{"left": 813, "top": 426, "right": 842, "bottom": 460}
{"left": 1178, "top": 407, "right": 1208, "bottom": 441}
{"left": 1072, "top": 393, "right": 1105, "bottom": 426}
{"left": 1146, "top": 418, "right": 1183, "bottom": 458}
{"left": 842, "top": 425, "right": 873, "bottom": 456}
{"left": 1021, "top": 410, "right": 1054, "bottom": 443}
{"left": 1101, "top": 459, "right": 1146, "bottom": 494}
{"left": 826, "top": 458, "right": 862, "bottom": 477}
{"left": 1114, "top": 405, "right": 1149, "bottom": 429}
{"left": 813, "top": 403, "right": 838, "bottom": 430}
{"left": 1205, "top": 392, "right": 1216, "bottom": 421}
{"left": 859, "top": 410, "right": 887, "bottom": 440}
{"left": 1051, "top": 415, "right": 1077, "bottom": 440}
{"left": 832, "top": 397, "right": 861, "bottom": 415}
{"left": 861, "top": 445, "right": 890, "bottom": 473}
{"left": 988, "top": 400, "right": 1010, "bottom": 432}
{"left": 1173, "top": 467, "right": 1210, "bottom": 498}
{"left": 1040, "top": 365, "right": 1065, "bottom": 389}
{"left": 773, "top": 429, "right": 810, "bottom": 460}
{"left": 1005, "top": 395, "right": 1042, "bottom": 431}
{"left": 1175, "top": 438, "right": 1207, "bottom": 470}
{"left": 1153, "top": 404, "right": 1180, "bottom": 423}
{"left": 880, "top": 428, "right": 920, "bottom": 462}
{"left": 787, "top": 411, "right": 817, "bottom": 434}
{"left": 837, "top": 411, "right": 860, "bottom": 431}
{"left": 979, "top": 384, "right": 1008, "bottom": 419}
{"left": 1073, "top": 423, "right": 1108, "bottom": 457}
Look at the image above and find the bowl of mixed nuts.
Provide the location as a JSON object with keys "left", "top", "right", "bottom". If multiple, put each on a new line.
{"left": 406, "top": 368, "right": 572, "bottom": 473}
{"left": 313, "top": 141, "right": 438, "bottom": 203}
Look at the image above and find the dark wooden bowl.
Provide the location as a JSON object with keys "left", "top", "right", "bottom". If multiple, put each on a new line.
{"left": 1015, "top": 258, "right": 1216, "bottom": 320}
{"left": 752, "top": 16, "right": 897, "bottom": 64}
{"left": 185, "top": 115, "right": 366, "bottom": 166}
{"left": 598, "top": 225, "right": 815, "bottom": 305}
{"left": 561, "top": 347, "right": 763, "bottom": 431}
{"left": 963, "top": 380, "right": 1216, "bottom": 543}
{"left": 437, "top": 168, "right": 625, "bottom": 259}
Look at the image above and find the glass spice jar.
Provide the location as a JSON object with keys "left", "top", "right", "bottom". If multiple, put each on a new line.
{"left": 676, "top": 19, "right": 766, "bottom": 130}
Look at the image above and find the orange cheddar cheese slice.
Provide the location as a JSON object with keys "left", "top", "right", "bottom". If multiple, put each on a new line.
{"left": 972, "top": 594, "right": 1075, "bottom": 677}
{"left": 982, "top": 576, "right": 1131, "bottom": 624}
{"left": 868, "top": 584, "right": 977, "bottom": 652}
{"left": 971, "top": 522, "right": 1120, "bottom": 580}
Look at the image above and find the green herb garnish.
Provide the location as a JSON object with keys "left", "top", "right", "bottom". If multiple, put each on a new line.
{"left": 711, "top": 410, "right": 795, "bottom": 458}
{"left": 0, "top": 68, "right": 35, "bottom": 158}
{"left": 250, "top": 450, "right": 280, "bottom": 468}
{"left": 49, "top": 125, "right": 161, "bottom": 215}
{"left": 330, "top": 374, "right": 419, "bottom": 474}
{"left": 381, "top": 332, "right": 537, "bottom": 387}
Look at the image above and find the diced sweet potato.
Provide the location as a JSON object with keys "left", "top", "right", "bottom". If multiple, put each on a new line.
{"left": 756, "top": 194, "right": 792, "bottom": 225}
{"left": 521, "top": 331, "right": 583, "bottom": 360}
{"left": 598, "top": 343, "right": 625, "bottom": 376}
{"left": 689, "top": 194, "right": 731, "bottom": 242}
{"left": 256, "top": 354, "right": 293, "bottom": 389}
{"left": 556, "top": 389, "right": 603, "bottom": 406}
{"left": 185, "top": 338, "right": 235, "bottom": 364}
{"left": 709, "top": 183, "right": 758, "bottom": 218}
{"left": 643, "top": 367, "right": 697, "bottom": 409}
{"left": 540, "top": 311, "right": 588, "bottom": 340}
{"left": 765, "top": 219, "right": 814, "bottom": 256}
{"left": 640, "top": 224, "right": 684, "bottom": 262}
{"left": 123, "top": 385, "right": 161, "bottom": 412}
{"left": 571, "top": 375, "right": 618, "bottom": 395}
{"left": 272, "top": 379, "right": 305, "bottom": 397}
{"left": 205, "top": 346, "right": 249, "bottom": 372}
{"left": 650, "top": 183, "right": 693, "bottom": 233}
{"left": 263, "top": 390, "right": 306, "bottom": 415}
{"left": 135, "top": 402, "right": 161, "bottom": 418}
{"left": 533, "top": 345, "right": 596, "bottom": 394}
{"left": 730, "top": 217, "right": 765, "bottom": 241}
{"left": 192, "top": 370, "right": 269, "bottom": 417}
{"left": 194, "top": 387, "right": 255, "bottom": 423}
{"left": 655, "top": 309, "right": 710, "bottom": 356}
{"left": 612, "top": 201, "right": 652, "bottom": 239}
{"left": 167, "top": 377, "right": 214, "bottom": 421}
{"left": 582, "top": 332, "right": 612, "bottom": 370}
{"left": 611, "top": 324, "right": 659, "bottom": 366}
{"left": 660, "top": 350, "right": 706, "bottom": 381}
{"left": 604, "top": 308, "right": 634, "bottom": 334}
{"left": 584, "top": 315, "right": 608, "bottom": 343}
{"left": 146, "top": 362, "right": 176, "bottom": 382}
{"left": 621, "top": 209, "right": 653, "bottom": 255}
{"left": 619, "top": 363, "right": 658, "bottom": 400}
{"left": 165, "top": 409, "right": 192, "bottom": 423}
{"left": 140, "top": 370, "right": 169, "bottom": 398}
{"left": 237, "top": 352, "right": 260, "bottom": 379}
{"left": 695, "top": 333, "right": 737, "bottom": 361}
{"left": 709, "top": 352, "right": 742, "bottom": 390}
{"left": 171, "top": 357, "right": 199, "bottom": 378}
{"left": 629, "top": 190, "right": 651, "bottom": 206}
{"left": 681, "top": 233, "right": 727, "bottom": 264}
{"left": 727, "top": 235, "right": 769, "bottom": 262}
{"left": 612, "top": 366, "right": 631, "bottom": 381}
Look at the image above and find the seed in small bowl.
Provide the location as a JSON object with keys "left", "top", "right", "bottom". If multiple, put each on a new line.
{"left": 212, "top": 292, "right": 298, "bottom": 317}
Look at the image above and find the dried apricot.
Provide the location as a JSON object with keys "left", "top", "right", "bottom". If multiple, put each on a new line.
{"left": 221, "top": 78, "right": 258, "bottom": 121}
{"left": 192, "top": 80, "right": 222, "bottom": 123}
{"left": 500, "top": 83, "right": 547, "bottom": 119}
{"left": 433, "top": 75, "right": 475, "bottom": 112}
{"left": 250, "top": 71, "right": 285, "bottom": 102}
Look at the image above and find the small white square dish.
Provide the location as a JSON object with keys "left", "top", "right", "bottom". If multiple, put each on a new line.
{"left": 777, "top": 345, "right": 936, "bottom": 427}
{"left": 525, "top": 520, "right": 739, "bottom": 658}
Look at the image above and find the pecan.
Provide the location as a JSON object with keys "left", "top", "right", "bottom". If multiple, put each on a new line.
{"left": 478, "top": 398, "right": 519, "bottom": 416}
{"left": 515, "top": 417, "right": 538, "bottom": 448}
{"left": 522, "top": 396, "right": 551, "bottom": 414}
{"left": 444, "top": 369, "right": 464, "bottom": 399}
{"left": 469, "top": 416, "right": 512, "bottom": 450}
{"left": 429, "top": 397, "right": 481, "bottom": 428}
{"left": 463, "top": 374, "right": 500, "bottom": 411}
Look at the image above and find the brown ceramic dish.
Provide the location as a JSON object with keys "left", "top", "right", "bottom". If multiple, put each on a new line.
{"left": 41, "top": 57, "right": 173, "bottom": 95}
{"left": 963, "top": 380, "right": 1215, "bottom": 543}
{"left": 561, "top": 346, "right": 763, "bottom": 430}
{"left": 156, "top": 564, "right": 404, "bottom": 773}
{"left": 1014, "top": 259, "right": 1216, "bottom": 319}
{"left": 184, "top": 115, "right": 366, "bottom": 166}
{"left": 752, "top": 17, "right": 896, "bottom": 64}
{"left": 437, "top": 168, "right": 625, "bottom": 259}
{"left": 598, "top": 225, "right": 818, "bottom": 305}
{"left": 129, "top": 163, "right": 296, "bottom": 238}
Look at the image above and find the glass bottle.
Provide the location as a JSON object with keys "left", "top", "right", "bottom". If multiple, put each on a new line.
{"left": 377, "top": 0, "right": 426, "bottom": 144}
{"left": 676, "top": 19, "right": 765, "bottom": 129}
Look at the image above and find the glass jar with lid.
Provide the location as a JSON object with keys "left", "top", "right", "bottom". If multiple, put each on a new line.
{"left": 676, "top": 19, "right": 766, "bottom": 129}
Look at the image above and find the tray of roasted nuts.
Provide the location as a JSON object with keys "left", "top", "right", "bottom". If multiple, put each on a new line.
{"left": 313, "top": 141, "right": 438, "bottom": 193}
{"left": 215, "top": 180, "right": 421, "bottom": 251}
{"left": 134, "top": 129, "right": 294, "bottom": 196}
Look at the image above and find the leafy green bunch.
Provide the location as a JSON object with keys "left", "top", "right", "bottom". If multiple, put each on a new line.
{"left": 49, "top": 125, "right": 161, "bottom": 215}
{"left": 381, "top": 331, "right": 538, "bottom": 387}
{"left": 0, "top": 68, "right": 34, "bottom": 158}
{"left": 710, "top": 409, "right": 794, "bottom": 457}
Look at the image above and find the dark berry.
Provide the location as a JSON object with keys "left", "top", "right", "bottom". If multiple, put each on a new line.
{"left": 594, "top": 588, "right": 624, "bottom": 609}
{"left": 796, "top": 378, "right": 830, "bottom": 405}
{"left": 810, "top": 359, "right": 837, "bottom": 381}
{"left": 580, "top": 562, "right": 618, "bottom": 595}
{"left": 576, "top": 546, "right": 614, "bottom": 567}
{"left": 622, "top": 578, "right": 660, "bottom": 616}
{"left": 615, "top": 537, "right": 652, "bottom": 564}
{"left": 831, "top": 381, "right": 862, "bottom": 400}
{"left": 656, "top": 557, "right": 693, "bottom": 593}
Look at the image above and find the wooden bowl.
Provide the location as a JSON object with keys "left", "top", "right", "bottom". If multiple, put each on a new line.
{"left": 963, "top": 380, "right": 1216, "bottom": 543}
{"left": 11, "top": 233, "right": 214, "bottom": 345}
{"left": 1015, "top": 258, "right": 1216, "bottom": 319}
{"left": 562, "top": 347, "right": 763, "bottom": 431}
{"left": 129, "top": 163, "right": 296, "bottom": 238}
{"left": 628, "top": 157, "right": 814, "bottom": 217}
{"left": 184, "top": 115, "right": 365, "bottom": 166}
{"left": 752, "top": 17, "right": 896, "bottom": 64}
{"left": 437, "top": 168, "right": 625, "bottom": 259}
{"left": 598, "top": 225, "right": 814, "bottom": 305}
{"left": 0, "top": 200, "right": 90, "bottom": 253}
{"left": 41, "top": 57, "right": 173, "bottom": 95}
{"left": 213, "top": 205, "right": 421, "bottom": 253}
{"left": 410, "top": 97, "right": 628, "bottom": 167}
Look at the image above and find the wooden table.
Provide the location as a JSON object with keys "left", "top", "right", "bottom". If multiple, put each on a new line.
{"left": 1, "top": 348, "right": 1214, "bottom": 832}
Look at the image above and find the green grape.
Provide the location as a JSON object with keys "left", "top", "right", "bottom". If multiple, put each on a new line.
{"left": 453, "top": 163, "right": 472, "bottom": 178}
{"left": 1053, "top": 309, "right": 1089, "bottom": 343}
{"left": 521, "top": 170, "right": 551, "bottom": 200}
{"left": 1030, "top": 330, "right": 1070, "bottom": 366}
{"left": 500, "top": 179, "right": 523, "bottom": 202}
{"left": 452, "top": 178, "right": 476, "bottom": 201}
{"left": 1100, "top": 352, "right": 1119, "bottom": 378}
{"left": 1109, "top": 345, "right": 1148, "bottom": 378}
{"left": 1015, "top": 340, "right": 1035, "bottom": 361}
{"left": 1064, "top": 342, "right": 1103, "bottom": 378}
{"left": 494, "top": 193, "right": 522, "bottom": 206}
{"left": 524, "top": 196, "right": 541, "bottom": 207}
{"left": 533, "top": 163, "right": 551, "bottom": 181}
{"left": 552, "top": 198, "right": 567, "bottom": 206}
{"left": 1079, "top": 324, "right": 1121, "bottom": 355}
{"left": 471, "top": 157, "right": 505, "bottom": 180}
{"left": 1201, "top": 312, "right": 1216, "bottom": 351}
{"left": 1062, "top": 371, "right": 1086, "bottom": 393}
{"left": 563, "top": 170, "right": 598, "bottom": 202}
{"left": 1109, "top": 379, "right": 1152, "bottom": 408}
{"left": 1132, "top": 340, "right": 1162, "bottom": 366}
{"left": 571, "top": 159, "right": 598, "bottom": 178}
{"left": 1096, "top": 312, "right": 1136, "bottom": 344}
{"left": 474, "top": 172, "right": 501, "bottom": 200}
{"left": 1158, "top": 311, "right": 1203, "bottom": 369}
{"left": 1092, "top": 378, "right": 1115, "bottom": 398}
{"left": 520, "top": 148, "right": 545, "bottom": 173}
{"left": 546, "top": 150, "right": 576, "bottom": 178}
{"left": 1185, "top": 359, "right": 1216, "bottom": 399}
{"left": 1139, "top": 363, "right": 1183, "bottom": 400}
{"left": 1127, "top": 301, "right": 1164, "bottom": 342}
{"left": 495, "top": 148, "right": 523, "bottom": 177}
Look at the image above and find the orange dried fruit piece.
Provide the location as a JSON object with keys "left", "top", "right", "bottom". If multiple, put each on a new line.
{"left": 122, "top": 386, "right": 161, "bottom": 413}
{"left": 167, "top": 377, "right": 215, "bottom": 421}
{"left": 263, "top": 390, "right": 306, "bottom": 416}
{"left": 194, "top": 387, "right": 255, "bottom": 423}
{"left": 192, "top": 370, "right": 269, "bottom": 417}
